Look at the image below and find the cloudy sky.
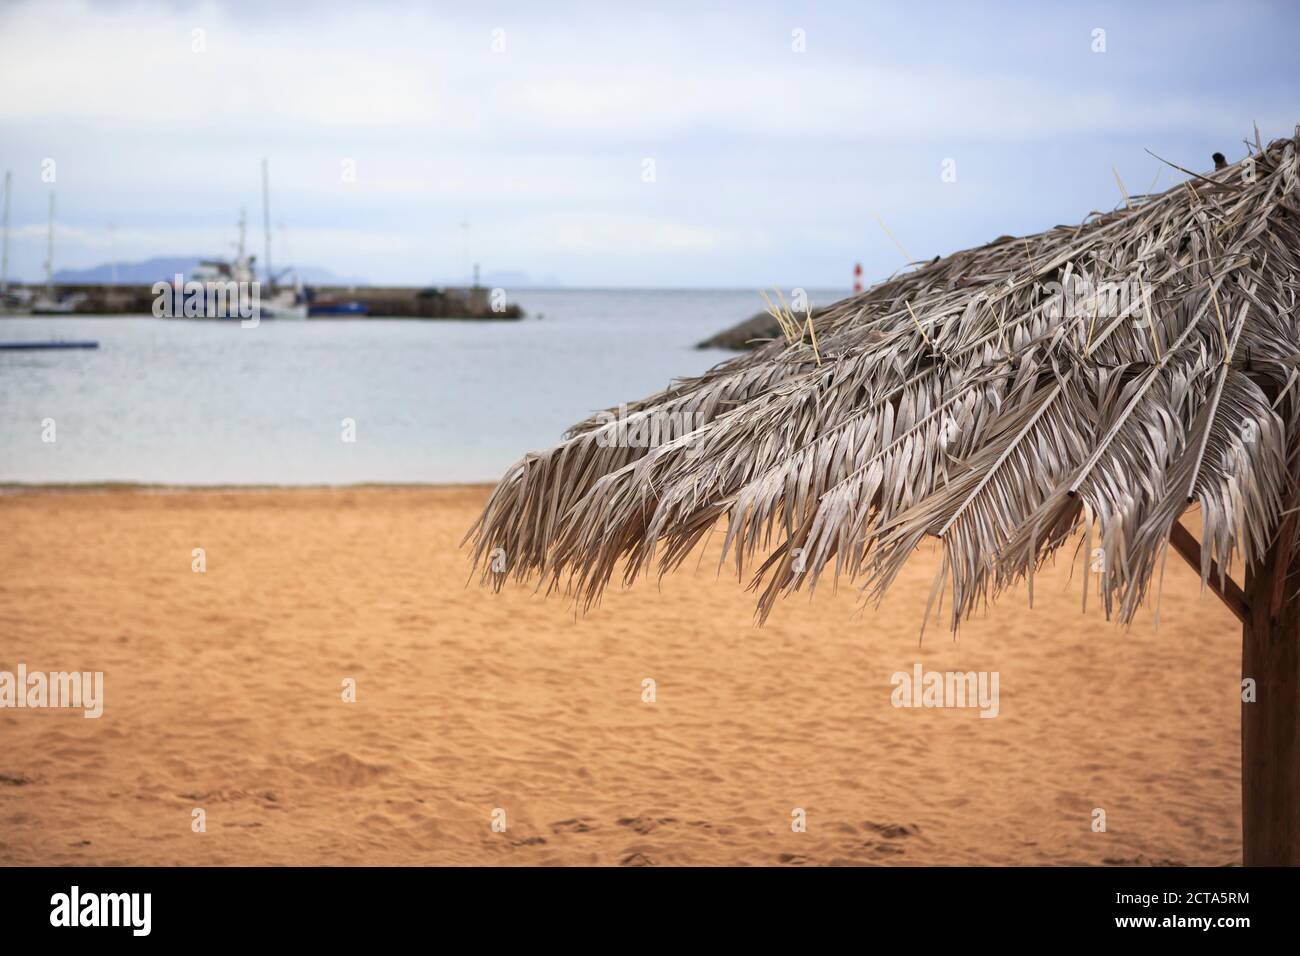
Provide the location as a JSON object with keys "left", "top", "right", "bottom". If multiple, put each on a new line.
{"left": 0, "top": 0, "right": 1296, "bottom": 287}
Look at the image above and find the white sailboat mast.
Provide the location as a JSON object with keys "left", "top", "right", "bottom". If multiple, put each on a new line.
{"left": 1, "top": 171, "right": 10, "bottom": 294}
{"left": 44, "top": 192, "right": 55, "bottom": 299}
{"left": 261, "top": 158, "right": 272, "bottom": 289}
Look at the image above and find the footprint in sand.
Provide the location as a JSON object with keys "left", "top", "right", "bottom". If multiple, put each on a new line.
{"left": 617, "top": 816, "right": 677, "bottom": 835}
{"left": 298, "top": 753, "right": 389, "bottom": 788}
{"left": 550, "top": 818, "right": 598, "bottom": 834}
{"left": 863, "top": 820, "right": 920, "bottom": 839}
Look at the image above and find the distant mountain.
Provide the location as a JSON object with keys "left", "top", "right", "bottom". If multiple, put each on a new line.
{"left": 53, "top": 256, "right": 368, "bottom": 286}
{"left": 53, "top": 256, "right": 200, "bottom": 284}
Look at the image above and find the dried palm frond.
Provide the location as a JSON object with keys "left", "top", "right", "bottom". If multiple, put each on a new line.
{"left": 467, "top": 129, "right": 1300, "bottom": 631}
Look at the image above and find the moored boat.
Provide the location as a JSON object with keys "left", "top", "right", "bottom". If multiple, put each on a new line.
{"left": 307, "top": 297, "right": 367, "bottom": 317}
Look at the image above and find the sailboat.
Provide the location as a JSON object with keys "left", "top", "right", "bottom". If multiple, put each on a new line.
{"left": 31, "top": 193, "right": 85, "bottom": 315}
{"left": 257, "top": 158, "right": 307, "bottom": 319}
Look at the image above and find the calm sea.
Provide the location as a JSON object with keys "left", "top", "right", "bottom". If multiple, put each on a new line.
{"left": 0, "top": 289, "right": 840, "bottom": 485}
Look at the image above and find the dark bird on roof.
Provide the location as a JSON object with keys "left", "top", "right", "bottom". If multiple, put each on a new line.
{"left": 1213, "top": 151, "right": 1228, "bottom": 170}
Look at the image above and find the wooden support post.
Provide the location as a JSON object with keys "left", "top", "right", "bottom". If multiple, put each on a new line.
{"left": 1241, "top": 529, "right": 1300, "bottom": 865}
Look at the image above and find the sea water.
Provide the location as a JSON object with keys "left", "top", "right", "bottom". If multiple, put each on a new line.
{"left": 0, "top": 289, "right": 843, "bottom": 485}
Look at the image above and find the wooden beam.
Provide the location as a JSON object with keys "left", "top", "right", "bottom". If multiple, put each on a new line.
{"left": 1169, "top": 520, "right": 1250, "bottom": 626}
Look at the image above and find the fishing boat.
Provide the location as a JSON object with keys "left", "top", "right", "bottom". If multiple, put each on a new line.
{"left": 171, "top": 211, "right": 259, "bottom": 319}
{"left": 162, "top": 161, "right": 309, "bottom": 320}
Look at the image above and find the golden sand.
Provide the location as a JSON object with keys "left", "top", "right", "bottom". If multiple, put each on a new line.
{"left": 0, "top": 486, "right": 1241, "bottom": 865}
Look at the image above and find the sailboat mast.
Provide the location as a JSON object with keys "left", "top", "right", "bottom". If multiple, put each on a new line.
{"left": 261, "top": 158, "right": 272, "bottom": 289}
{"left": 45, "top": 192, "right": 55, "bottom": 300}
{"left": 1, "top": 171, "right": 10, "bottom": 295}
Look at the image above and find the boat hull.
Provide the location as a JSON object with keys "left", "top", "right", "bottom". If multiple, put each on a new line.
{"left": 308, "top": 301, "right": 368, "bottom": 317}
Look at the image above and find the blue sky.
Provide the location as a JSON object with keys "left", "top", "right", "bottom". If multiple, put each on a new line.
{"left": 0, "top": 0, "right": 1296, "bottom": 288}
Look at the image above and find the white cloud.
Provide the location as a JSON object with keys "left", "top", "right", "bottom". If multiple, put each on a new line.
{"left": 0, "top": 0, "right": 1293, "bottom": 286}
{"left": 3, "top": 0, "right": 1280, "bottom": 142}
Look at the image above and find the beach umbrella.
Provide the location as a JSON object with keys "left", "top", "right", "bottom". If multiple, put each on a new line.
{"left": 469, "top": 129, "right": 1300, "bottom": 865}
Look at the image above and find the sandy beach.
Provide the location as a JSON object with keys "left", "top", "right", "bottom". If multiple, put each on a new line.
{"left": 0, "top": 485, "right": 1241, "bottom": 866}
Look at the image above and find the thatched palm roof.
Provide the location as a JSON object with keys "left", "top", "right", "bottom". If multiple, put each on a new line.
{"left": 469, "top": 130, "right": 1300, "bottom": 631}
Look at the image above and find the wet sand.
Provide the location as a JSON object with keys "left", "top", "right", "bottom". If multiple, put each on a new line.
{"left": 0, "top": 486, "right": 1241, "bottom": 865}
